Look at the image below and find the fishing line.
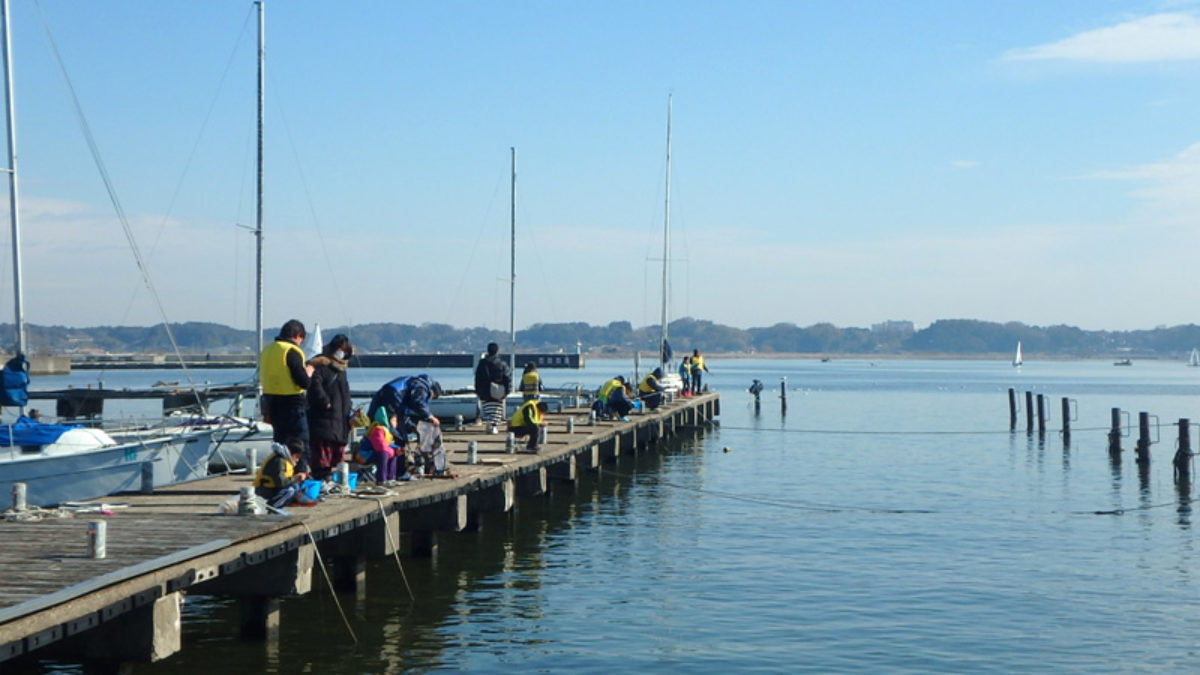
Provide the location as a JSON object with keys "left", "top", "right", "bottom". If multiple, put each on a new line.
{"left": 1071, "top": 501, "right": 1177, "bottom": 516}
{"left": 292, "top": 517, "right": 359, "bottom": 644}
{"left": 370, "top": 498, "right": 415, "bottom": 602}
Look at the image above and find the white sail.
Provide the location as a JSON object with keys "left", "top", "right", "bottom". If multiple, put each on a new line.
{"left": 1190, "top": 348, "right": 1199, "bottom": 367}
{"left": 1013, "top": 341, "right": 1023, "bottom": 367}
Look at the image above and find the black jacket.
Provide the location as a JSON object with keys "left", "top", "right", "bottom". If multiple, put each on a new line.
{"left": 474, "top": 353, "right": 512, "bottom": 402}
{"left": 306, "top": 354, "right": 351, "bottom": 443}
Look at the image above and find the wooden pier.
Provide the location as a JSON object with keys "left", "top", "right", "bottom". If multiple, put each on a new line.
{"left": 0, "top": 392, "right": 718, "bottom": 672}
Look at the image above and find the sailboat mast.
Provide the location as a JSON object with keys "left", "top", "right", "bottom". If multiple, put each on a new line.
{"left": 1, "top": 0, "right": 23, "bottom": 358}
{"left": 660, "top": 95, "right": 672, "bottom": 365}
{"left": 509, "top": 146, "right": 516, "bottom": 374}
{"left": 254, "top": 0, "right": 265, "bottom": 364}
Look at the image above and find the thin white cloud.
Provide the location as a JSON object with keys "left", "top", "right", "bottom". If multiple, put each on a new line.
{"left": 1087, "top": 141, "right": 1200, "bottom": 224}
{"left": 1003, "top": 13, "right": 1200, "bottom": 63}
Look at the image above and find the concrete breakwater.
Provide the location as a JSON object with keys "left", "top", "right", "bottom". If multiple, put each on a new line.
{"left": 0, "top": 391, "right": 717, "bottom": 672}
{"left": 69, "top": 352, "right": 584, "bottom": 370}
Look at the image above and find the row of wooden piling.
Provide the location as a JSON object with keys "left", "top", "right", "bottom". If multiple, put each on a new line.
{"left": 1007, "top": 387, "right": 1192, "bottom": 480}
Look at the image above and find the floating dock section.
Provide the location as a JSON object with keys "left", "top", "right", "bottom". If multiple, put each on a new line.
{"left": 0, "top": 391, "right": 717, "bottom": 672}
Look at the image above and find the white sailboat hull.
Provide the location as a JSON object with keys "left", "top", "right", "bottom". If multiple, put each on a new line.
{"left": 0, "top": 428, "right": 218, "bottom": 507}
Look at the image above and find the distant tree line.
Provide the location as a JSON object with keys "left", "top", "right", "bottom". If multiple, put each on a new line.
{"left": 4, "top": 318, "right": 1200, "bottom": 359}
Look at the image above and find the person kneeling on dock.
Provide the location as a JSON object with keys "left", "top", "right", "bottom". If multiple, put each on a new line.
{"left": 508, "top": 400, "right": 549, "bottom": 453}
{"left": 594, "top": 375, "right": 632, "bottom": 420}
{"left": 638, "top": 368, "right": 665, "bottom": 411}
{"left": 359, "top": 409, "right": 412, "bottom": 485}
{"left": 253, "top": 439, "right": 310, "bottom": 508}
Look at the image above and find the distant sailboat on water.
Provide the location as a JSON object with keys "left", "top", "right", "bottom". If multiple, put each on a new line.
{"left": 1013, "top": 341, "right": 1023, "bottom": 367}
{"left": 1189, "top": 348, "right": 1199, "bottom": 367}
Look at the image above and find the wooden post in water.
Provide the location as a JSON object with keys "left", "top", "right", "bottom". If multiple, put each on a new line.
{"left": 1025, "top": 391, "right": 1034, "bottom": 433}
{"left": 780, "top": 377, "right": 787, "bottom": 415}
{"left": 1135, "top": 411, "right": 1151, "bottom": 465}
{"left": 1060, "top": 397, "right": 1071, "bottom": 442}
{"left": 1174, "top": 418, "right": 1191, "bottom": 482}
{"left": 1008, "top": 388, "right": 1017, "bottom": 431}
{"left": 1108, "top": 407, "right": 1122, "bottom": 457}
{"left": 1035, "top": 394, "right": 1046, "bottom": 435}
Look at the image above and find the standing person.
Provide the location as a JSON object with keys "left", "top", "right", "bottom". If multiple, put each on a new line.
{"left": 638, "top": 367, "right": 665, "bottom": 410}
{"left": 474, "top": 342, "right": 512, "bottom": 434}
{"left": 520, "top": 362, "right": 543, "bottom": 402}
{"left": 508, "top": 400, "right": 549, "bottom": 452}
{"left": 367, "top": 373, "right": 443, "bottom": 440}
{"left": 690, "top": 349, "right": 710, "bottom": 393}
{"left": 259, "top": 319, "right": 313, "bottom": 463}
{"left": 678, "top": 356, "right": 692, "bottom": 396}
{"left": 306, "top": 334, "right": 353, "bottom": 480}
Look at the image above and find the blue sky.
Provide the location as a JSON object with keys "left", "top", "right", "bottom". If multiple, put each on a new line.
{"left": 2, "top": 1, "right": 1200, "bottom": 335}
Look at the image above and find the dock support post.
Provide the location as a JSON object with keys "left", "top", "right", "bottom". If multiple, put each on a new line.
{"left": 1108, "top": 408, "right": 1122, "bottom": 457}
{"left": 1036, "top": 394, "right": 1046, "bottom": 436}
{"left": 1061, "top": 397, "right": 1071, "bottom": 442}
{"left": 1025, "top": 391, "right": 1034, "bottom": 433}
{"left": 332, "top": 557, "right": 367, "bottom": 595}
{"left": 1135, "top": 411, "right": 1151, "bottom": 465}
{"left": 780, "top": 377, "right": 787, "bottom": 415}
{"left": 239, "top": 596, "right": 280, "bottom": 641}
{"left": 74, "top": 591, "right": 184, "bottom": 668}
{"left": 1174, "top": 418, "right": 1191, "bottom": 482}
{"left": 1008, "top": 388, "right": 1017, "bottom": 431}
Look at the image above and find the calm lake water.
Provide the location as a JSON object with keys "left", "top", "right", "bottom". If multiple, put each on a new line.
{"left": 28, "top": 357, "right": 1200, "bottom": 673}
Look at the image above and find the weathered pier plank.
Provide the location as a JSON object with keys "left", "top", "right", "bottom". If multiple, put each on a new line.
{"left": 0, "top": 392, "right": 718, "bottom": 670}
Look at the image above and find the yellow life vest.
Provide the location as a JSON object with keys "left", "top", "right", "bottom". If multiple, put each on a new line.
{"left": 522, "top": 370, "right": 541, "bottom": 394}
{"left": 253, "top": 454, "right": 295, "bottom": 490}
{"left": 509, "top": 400, "right": 543, "bottom": 427}
{"left": 598, "top": 378, "right": 623, "bottom": 402}
{"left": 259, "top": 340, "right": 305, "bottom": 396}
{"left": 638, "top": 374, "right": 659, "bottom": 394}
{"left": 691, "top": 354, "right": 705, "bottom": 371}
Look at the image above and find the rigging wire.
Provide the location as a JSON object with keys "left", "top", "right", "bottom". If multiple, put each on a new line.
{"left": 271, "top": 76, "right": 354, "bottom": 330}
{"left": 440, "top": 167, "right": 504, "bottom": 328}
{"left": 35, "top": 2, "right": 203, "bottom": 408}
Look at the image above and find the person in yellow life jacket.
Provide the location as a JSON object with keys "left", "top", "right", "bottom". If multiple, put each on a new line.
{"left": 253, "top": 438, "right": 308, "bottom": 506}
{"left": 259, "top": 319, "right": 314, "bottom": 466}
{"left": 593, "top": 375, "right": 632, "bottom": 420}
{"left": 638, "top": 367, "right": 665, "bottom": 411}
{"left": 690, "top": 349, "right": 709, "bottom": 393}
{"left": 520, "top": 362, "right": 543, "bottom": 401}
{"left": 508, "top": 400, "right": 549, "bottom": 452}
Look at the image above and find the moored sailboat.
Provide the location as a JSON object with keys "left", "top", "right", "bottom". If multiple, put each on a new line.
{"left": 0, "top": 0, "right": 221, "bottom": 506}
